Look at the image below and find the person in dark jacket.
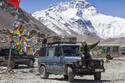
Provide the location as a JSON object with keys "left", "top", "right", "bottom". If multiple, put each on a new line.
{"left": 106, "top": 53, "right": 113, "bottom": 62}
{"left": 80, "top": 40, "right": 100, "bottom": 68}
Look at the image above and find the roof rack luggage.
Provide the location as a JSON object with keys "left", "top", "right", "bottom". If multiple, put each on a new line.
{"left": 46, "top": 36, "right": 77, "bottom": 44}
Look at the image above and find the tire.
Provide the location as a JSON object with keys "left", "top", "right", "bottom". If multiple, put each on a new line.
{"left": 10, "top": 61, "right": 15, "bottom": 69}
{"left": 28, "top": 60, "right": 34, "bottom": 68}
{"left": 39, "top": 66, "right": 49, "bottom": 79}
{"left": 67, "top": 67, "right": 74, "bottom": 82}
{"left": 14, "top": 64, "right": 18, "bottom": 68}
{"left": 64, "top": 75, "right": 68, "bottom": 80}
{"left": 94, "top": 72, "right": 101, "bottom": 80}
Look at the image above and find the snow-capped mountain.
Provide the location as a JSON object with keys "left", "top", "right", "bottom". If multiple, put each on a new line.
{"left": 32, "top": 0, "right": 125, "bottom": 39}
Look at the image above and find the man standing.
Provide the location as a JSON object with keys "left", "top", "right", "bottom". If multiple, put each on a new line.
{"left": 80, "top": 40, "right": 100, "bottom": 68}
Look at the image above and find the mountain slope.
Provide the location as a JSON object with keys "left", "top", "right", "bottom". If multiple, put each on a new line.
{"left": 32, "top": 0, "right": 125, "bottom": 39}
{"left": 0, "top": 0, "right": 55, "bottom": 36}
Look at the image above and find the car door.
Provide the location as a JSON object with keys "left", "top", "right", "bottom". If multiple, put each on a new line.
{"left": 53, "top": 46, "right": 65, "bottom": 74}
{"left": 46, "top": 47, "right": 56, "bottom": 73}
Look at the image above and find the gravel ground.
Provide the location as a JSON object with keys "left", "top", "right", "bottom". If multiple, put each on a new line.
{"left": 0, "top": 57, "right": 125, "bottom": 83}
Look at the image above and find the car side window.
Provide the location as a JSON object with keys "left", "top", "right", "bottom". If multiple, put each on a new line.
{"left": 48, "top": 47, "right": 55, "bottom": 57}
{"left": 39, "top": 47, "right": 46, "bottom": 57}
{"left": 55, "top": 47, "right": 62, "bottom": 57}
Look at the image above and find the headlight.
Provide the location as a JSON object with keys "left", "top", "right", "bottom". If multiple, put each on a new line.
{"left": 100, "top": 59, "right": 104, "bottom": 66}
{"left": 74, "top": 61, "right": 83, "bottom": 68}
{"left": 100, "top": 61, "right": 104, "bottom": 66}
{"left": 78, "top": 61, "right": 83, "bottom": 66}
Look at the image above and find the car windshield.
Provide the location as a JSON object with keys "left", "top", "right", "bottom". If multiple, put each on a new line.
{"left": 63, "top": 46, "right": 79, "bottom": 56}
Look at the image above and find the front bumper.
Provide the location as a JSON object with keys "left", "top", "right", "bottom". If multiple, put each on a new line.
{"left": 74, "top": 67, "right": 105, "bottom": 75}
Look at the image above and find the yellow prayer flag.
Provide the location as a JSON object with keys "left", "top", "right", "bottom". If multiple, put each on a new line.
{"left": 20, "top": 48, "right": 23, "bottom": 53}
{"left": 19, "top": 38, "right": 23, "bottom": 44}
{"left": 22, "top": 28, "right": 26, "bottom": 35}
{"left": 29, "top": 48, "right": 33, "bottom": 54}
{"left": 40, "top": 41, "right": 43, "bottom": 45}
{"left": 17, "top": 30, "right": 20, "bottom": 35}
{"left": 30, "top": 36, "right": 35, "bottom": 40}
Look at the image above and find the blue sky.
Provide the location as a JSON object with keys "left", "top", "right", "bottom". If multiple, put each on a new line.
{"left": 20, "top": 0, "right": 125, "bottom": 18}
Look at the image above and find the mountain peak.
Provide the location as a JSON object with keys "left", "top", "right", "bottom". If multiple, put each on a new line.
{"left": 47, "top": 0, "right": 93, "bottom": 12}
{"left": 33, "top": 0, "right": 125, "bottom": 39}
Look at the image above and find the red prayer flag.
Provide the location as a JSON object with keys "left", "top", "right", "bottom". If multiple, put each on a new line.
{"left": 37, "top": 39, "right": 41, "bottom": 42}
{"left": 9, "top": 40, "right": 14, "bottom": 43}
{"left": 35, "top": 50, "right": 39, "bottom": 56}
{"left": 15, "top": 44, "right": 20, "bottom": 48}
{"left": 19, "top": 25, "right": 22, "bottom": 31}
{"left": 8, "top": 0, "right": 20, "bottom": 9}
{"left": 14, "top": 26, "right": 18, "bottom": 30}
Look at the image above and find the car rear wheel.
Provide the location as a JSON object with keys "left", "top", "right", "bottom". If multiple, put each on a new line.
{"left": 67, "top": 67, "right": 74, "bottom": 82}
{"left": 14, "top": 64, "right": 18, "bottom": 68}
{"left": 94, "top": 72, "right": 101, "bottom": 80}
{"left": 28, "top": 60, "right": 34, "bottom": 68}
{"left": 10, "top": 61, "right": 15, "bottom": 69}
{"left": 39, "top": 66, "right": 49, "bottom": 79}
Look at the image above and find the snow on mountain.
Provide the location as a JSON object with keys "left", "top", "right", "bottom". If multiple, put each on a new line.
{"left": 32, "top": 0, "right": 125, "bottom": 39}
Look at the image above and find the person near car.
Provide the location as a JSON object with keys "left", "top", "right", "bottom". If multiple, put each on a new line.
{"left": 80, "top": 40, "right": 100, "bottom": 68}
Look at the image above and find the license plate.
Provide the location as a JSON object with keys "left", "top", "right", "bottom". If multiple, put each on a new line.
{"left": 95, "top": 69, "right": 104, "bottom": 72}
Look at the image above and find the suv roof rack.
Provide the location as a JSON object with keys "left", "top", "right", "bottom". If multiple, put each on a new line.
{"left": 46, "top": 36, "right": 77, "bottom": 45}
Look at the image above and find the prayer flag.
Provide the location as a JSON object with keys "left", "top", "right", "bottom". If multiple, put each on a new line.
{"left": 32, "top": 38, "right": 37, "bottom": 42}
{"left": 8, "top": 0, "right": 20, "bottom": 9}
{"left": 14, "top": 28, "right": 20, "bottom": 35}
{"left": 35, "top": 50, "right": 39, "bottom": 56}
{"left": 19, "top": 25, "right": 22, "bottom": 31}
{"left": 24, "top": 47, "right": 28, "bottom": 53}
{"left": 20, "top": 47, "right": 23, "bottom": 53}
{"left": 32, "top": 48, "right": 35, "bottom": 55}
{"left": 12, "top": 21, "right": 20, "bottom": 27}
{"left": 22, "top": 28, "right": 26, "bottom": 35}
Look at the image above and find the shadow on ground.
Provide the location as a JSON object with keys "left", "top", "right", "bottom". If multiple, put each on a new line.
{"left": 48, "top": 77, "right": 111, "bottom": 83}
{"left": 15, "top": 65, "right": 35, "bottom": 70}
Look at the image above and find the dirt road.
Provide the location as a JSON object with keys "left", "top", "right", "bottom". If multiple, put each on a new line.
{"left": 0, "top": 58, "right": 125, "bottom": 83}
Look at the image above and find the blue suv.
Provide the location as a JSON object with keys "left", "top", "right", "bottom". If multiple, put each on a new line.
{"left": 38, "top": 43, "right": 105, "bottom": 82}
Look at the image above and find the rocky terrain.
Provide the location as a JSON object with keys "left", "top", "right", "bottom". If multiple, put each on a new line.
{"left": 0, "top": 0, "right": 56, "bottom": 41}
{"left": 0, "top": 57, "right": 125, "bottom": 83}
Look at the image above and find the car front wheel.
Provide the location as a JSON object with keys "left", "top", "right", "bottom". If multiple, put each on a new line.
{"left": 64, "top": 75, "right": 68, "bottom": 80}
{"left": 67, "top": 67, "right": 74, "bottom": 82}
{"left": 94, "top": 72, "right": 101, "bottom": 80}
{"left": 39, "top": 66, "right": 49, "bottom": 79}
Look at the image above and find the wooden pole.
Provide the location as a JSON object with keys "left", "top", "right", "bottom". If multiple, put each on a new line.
{"left": 6, "top": 8, "right": 19, "bottom": 73}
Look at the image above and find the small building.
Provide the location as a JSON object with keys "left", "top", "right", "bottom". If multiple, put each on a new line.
{"left": 96, "top": 38, "right": 125, "bottom": 57}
